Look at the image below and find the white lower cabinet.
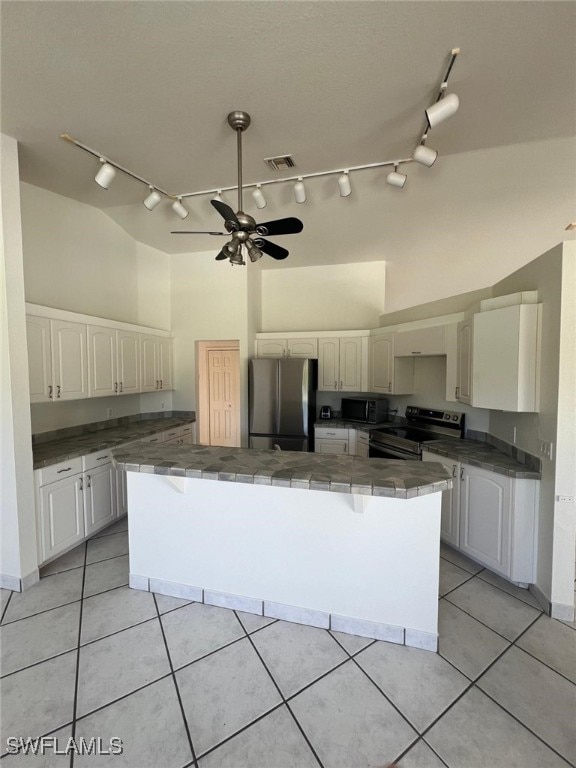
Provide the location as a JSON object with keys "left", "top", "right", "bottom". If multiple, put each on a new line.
{"left": 314, "top": 426, "right": 349, "bottom": 454}
{"left": 38, "top": 472, "right": 85, "bottom": 563}
{"left": 422, "top": 451, "right": 538, "bottom": 583}
{"left": 83, "top": 461, "right": 116, "bottom": 538}
{"left": 355, "top": 430, "right": 369, "bottom": 458}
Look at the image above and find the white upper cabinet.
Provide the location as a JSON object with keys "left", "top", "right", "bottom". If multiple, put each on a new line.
{"left": 318, "top": 337, "right": 364, "bottom": 391}
{"left": 456, "top": 319, "right": 473, "bottom": 404}
{"left": 27, "top": 315, "right": 52, "bottom": 403}
{"left": 116, "top": 330, "right": 140, "bottom": 395}
{"left": 158, "top": 337, "right": 173, "bottom": 390}
{"left": 256, "top": 338, "right": 317, "bottom": 358}
{"left": 368, "top": 335, "right": 414, "bottom": 395}
{"left": 393, "top": 326, "right": 446, "bottom": 357}
{"left": 472, "top": 304, "right": 540, "bottom": 412}
{"left": 141, "top": 334, "right": 173, "bottom": 392}
{"left": 51, "top": 320, "right": 89, "bottom": 400}
{"left": 88, "top": 326, "right": 117, "bottom": 398}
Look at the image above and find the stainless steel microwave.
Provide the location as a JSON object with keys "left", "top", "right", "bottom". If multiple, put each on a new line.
{"left": 340, "top": 398, "right": 389, "bottom": 424}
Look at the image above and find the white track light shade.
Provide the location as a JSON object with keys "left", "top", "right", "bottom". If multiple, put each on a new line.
{"left": 171, "top": 198, "right": 189, "bottom": 219}
{"left": 426, "top": 93, "right": 460, "bottom": 128}
{"left": 294, "top": 178, "right": 306, "bottom": 204}
{"left": 338, "top": 172, "right": 351, "bottom": 197}
{"left": 143, "top": 188, "right": 161, "bottom": 210}
{"left": 387, "top": 169, "right": 407, "bottom": 188}
{"left": 413, "top": 145, "right": 438, "bottom": 167}
{"left": 95, "top": 161, "right": 116, "bottom": 189}
{"left": 252, "top": 185, "right": 267, "bottom": 209}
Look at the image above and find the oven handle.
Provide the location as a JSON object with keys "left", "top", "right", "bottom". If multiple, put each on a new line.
{"left": 368, "top": 441, "right": 421, "bottom": 460}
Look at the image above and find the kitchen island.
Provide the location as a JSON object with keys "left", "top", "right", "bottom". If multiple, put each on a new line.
{"left": 113, "top": 444, "right": 452, "bottom": 651}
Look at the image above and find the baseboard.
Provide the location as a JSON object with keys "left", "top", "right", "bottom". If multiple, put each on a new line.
{"left": 529, "top": 582, "right": 551, "bottom": 614}
{"left": 0, "top": 568, "right": 39, "bottom": 592}
{"left": 551, "top": 600, "right": 575, "bottom": 622}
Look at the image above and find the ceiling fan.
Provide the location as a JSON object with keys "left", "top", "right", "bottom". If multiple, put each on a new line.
{"left": 171, "top": 111, "right": 303, "bottom": 265}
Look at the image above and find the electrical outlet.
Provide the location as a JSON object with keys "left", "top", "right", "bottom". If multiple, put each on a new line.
{"left": 557, "top": 495, "right": 575, "bottom": 504}
{"left": 106, "top": 408, "right": 113, "bottom": 419}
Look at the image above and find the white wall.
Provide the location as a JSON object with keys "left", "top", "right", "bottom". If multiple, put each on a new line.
{"left": 1, "top": 135, "right": 38, "bottom": 587}
{"left": 489, "top": 243, "right": 576, "bottom": 617}
{"left": 171, "top": 252, "right": 252, "bottom": 443}
{"left": 262, "top": 262, "right": 385, "bottom": 332}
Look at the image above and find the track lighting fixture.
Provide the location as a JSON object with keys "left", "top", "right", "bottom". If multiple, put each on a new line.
{"left": 143, "top": 187, "right": 162, "bottom": 211}
{"left": 387, "top": 165, "right": 407, "bottom": 188}
{"left": 426, "top": 93, "right": 460, "bottom": 128}
{"left": 294, "top": 178, "right": 306, "bottom": 204}
{"left": 94, "top": 159, "right": 116, "bottom": 189}
{"left": 229, "top": 242, "right": 245, "bottom": 266}
{"left": 413, "top": 145, "right": 438, "bottom": 167}
{"left": 252, "top": 184, "right": 267, "bottom": 209}
{"left": 338, "top": 171, "right": 351, "bottom": 197}
{"left": 171, "top": 197, "right": 189, "bottom": 219}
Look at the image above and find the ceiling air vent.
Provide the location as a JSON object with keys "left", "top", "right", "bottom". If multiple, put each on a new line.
{"left": 264, "top": 155, "right": 296, "bottom": 171}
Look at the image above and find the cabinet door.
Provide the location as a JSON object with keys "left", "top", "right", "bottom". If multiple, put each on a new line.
{"left": 318, "top": 339, "right": 340, "bottom": 391}
{"left": 27, "top": 316, "right": 53, "bottom": 403}
{"left": 140, "top": 335, "right": 159, "bottom": 392}
{"left": 369, "top": 336, "right": 393, "bottom": 393}
{"left": 422, "top": 451, "right": 460, "bottom": 547}
{"left": 158, "top": 338, "right": 173, "bottom": 390}
{"left": 287, "top": 339, "right": 318, "bottom": 358}
{"left": 393, "top": 326, "right": 446, "bottom": 357}
{"left": 256, "top": 340, "right": 287, "bottom": 357}
{"left": 117, "top": 331, "right": 140, "bottom": 395}
{"left": 459, "top": 464, "right": 511, "bottom": 576}
{"left": 84, "top": 463, "right": 116, "bottom": 537}
{"left": 315, "top": 438, "right": 348, "bottom": 455}
{"left": 339, "top": 337, "right": 362, "bottom": 391}
{"left": 51, "top": 320, "right": 89, "bottom": 400}
{"left": 38, "top": 475, "right": 85, "bottom": 563}
{"left": 456, "top": 320, "right": 473, "bottom": 404}
{"left": 87, "top": 326, "right": 117, "bottom": 398}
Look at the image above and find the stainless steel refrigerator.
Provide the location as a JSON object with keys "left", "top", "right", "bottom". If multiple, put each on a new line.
{"left": 249, "top": 358, "right": 317, "bottom": 452}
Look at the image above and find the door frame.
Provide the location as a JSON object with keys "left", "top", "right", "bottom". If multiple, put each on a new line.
{"left": 196, "top": 340, "right": 240, "bottom": 446}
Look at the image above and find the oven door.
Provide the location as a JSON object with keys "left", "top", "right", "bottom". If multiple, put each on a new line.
{"left": 368, "top": 441, "right": 421, "bottom": 460}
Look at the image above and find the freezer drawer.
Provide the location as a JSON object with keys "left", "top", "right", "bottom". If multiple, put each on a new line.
{"left": 249, "top": 436, "right": 310, "bottom": 452}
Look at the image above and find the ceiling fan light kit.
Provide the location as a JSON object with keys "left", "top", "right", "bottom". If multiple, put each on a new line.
{"left": 61, "top": 49, "right": 461, "bottom": 263}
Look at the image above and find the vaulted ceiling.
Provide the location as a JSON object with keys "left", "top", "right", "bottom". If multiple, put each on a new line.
{"left": 2, "top": 1, "right": 575, "bottom": 264}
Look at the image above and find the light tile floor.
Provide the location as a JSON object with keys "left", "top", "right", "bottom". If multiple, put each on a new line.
{"left": 1, "top": 520, "right": 575, "bottom": 767}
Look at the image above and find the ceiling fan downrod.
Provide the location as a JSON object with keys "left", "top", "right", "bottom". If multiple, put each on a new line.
{"left": 227, "top": 111, "right": 251, "bottom": 215}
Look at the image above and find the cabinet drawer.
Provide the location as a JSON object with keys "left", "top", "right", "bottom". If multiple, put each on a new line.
{"left": 315, "top": 427, "right": 348, "bottom": 439}
{"left": 315, "top": 439, "right": 349, "bottom": 455}
{"left": 179, "top": 423, "right": 194, "bottom": 435}
{"left": 36, "top": 457, "right": 83, "bottom": 487}
{"left": 163, "top": 428, "right": 181, "bottom": 441}
{"left": 356, "top": 431, "right": 369, "bottom": 445}
{"left": 83, "top": 450, "right": 113, "bottom": 471}
{"left": 394, "top": 326, "right": 446, "bottom": 357}
{"left": 141, "top": 432, "right": 164, "bottom": 444}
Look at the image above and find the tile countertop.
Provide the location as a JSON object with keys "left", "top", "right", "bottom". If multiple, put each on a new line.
{"left": 314, "top": 419, "right": 401, "bottom": 432}
{"left": 32, "top": 417, "right": 196, "bottom": 469}
{"left": 422, "top": 439, "right": 541, "bottom": 479}
{"left": 112, "top": 444, "right": 452, "bottom": 499}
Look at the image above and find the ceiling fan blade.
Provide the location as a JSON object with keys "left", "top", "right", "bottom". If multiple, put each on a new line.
{"left": 211, "top": 199, "right": 240, "bottom": 226}
{"left": 258, "top": 239, "right": 289, "bottom": 260}
{"left": 256, "top": 217, "right": 303, "bottom": 237}
{"left": 171, "top": 231, "right": 226, "bottom": 235}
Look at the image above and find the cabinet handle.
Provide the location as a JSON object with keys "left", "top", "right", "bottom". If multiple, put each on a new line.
{"left": 334, "top": 380, "right": 337, "bottom": 390}
{"left": 343, "top": 444, "right": 347, "bottom": 453}
{"left": 48, "top": 385, "right": 53, "bottom": 399}
{"left": 460, "top": 468, "right": 464, "bottom": 480}
{"left": 340, "top": 380, "right": 343, "bottom": 389}
{"left": 97, "top": 455, "right": 109, "bottom": 461}
{"left": 87, "top": 474, "right": 91, "bottom": 488}
{"left": 114, "top": 382, "right": 118, "bottom": 393}
{"left": 455, "top": 386, "right": 459, "bottom": 398}
{"left": 388, "top": 382, "right": 391, "bottom": 390}
{"left": 120, "top": 382, "right": 123, "bottom": 393}
{"left": 79, "top": 477, "right": 83, "bottom": 491}
{"left": 160, "top": 379, "right": 163, "bottom": 389}
{"left": 412, "top": 351, "right": 421, "bottom": 355}
{"left": 452, "top": 465, "right": 457, "bottom": 477}
{"left": 156, "top": 380, "right": 159, "bottom": 389}
{"left": 57, "top": 385, "right": 61, "bottom": 398}
{"left": 57, "top": 467, "right": 72, "bottom": 473}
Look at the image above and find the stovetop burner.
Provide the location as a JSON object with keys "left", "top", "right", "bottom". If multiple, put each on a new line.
{"left": 369, "top": 406, "right": 465, "bottom": 458}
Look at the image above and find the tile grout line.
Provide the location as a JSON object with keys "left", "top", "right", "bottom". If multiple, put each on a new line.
{"left": 232, "top": 610, "right": 326, "bottom": 768}
{"left": 510, "top": 634, "right": 576, "bottom": 687}
{"left": 69, "top": 542, "right": 88, "bottom": 768}
{"left": 439, "top": 569, "right": 481, "bottom": 600}
{"left": 441, "top": 594, "right": 542, "bottom": 643}
{"left": 475, "top": 572, "right": 545, "bottom": 609}
{"left": 0, "top": 590, "right": 13, "bottom": 624}
{"left": 153, "top": 594, "right": 199, "bottom": 768}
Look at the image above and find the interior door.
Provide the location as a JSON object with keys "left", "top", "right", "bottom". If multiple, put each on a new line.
{"left": 209, "top": 349, "right": 240, "bottom": 447}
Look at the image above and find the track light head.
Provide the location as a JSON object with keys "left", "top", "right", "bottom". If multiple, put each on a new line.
{"left": 426, "top": 93, "right": 460, "bottom": 128}
{"left": 413, "top": 145, "right": 438, "bottom": 167}
{"left": 338, "top": 171, "right": 351, "bottom": 197}
{"left": 172, "top": 197, "right": 189, "bottom": 219}
{"left": 95, "top": 159, "right": 116, "bottom": 189}
{"left": 294, "top": 178, "right": 306, "bottom": 204}
{"left": 246, "top": 239, "right": 263, "bottom": 262}
{"left": 387, "top": 165, "right": 407, "bottom": 188}
{"left": 229, "top": 241, "right": 245, "bottom": 266}
{"left": 252, "top": 185, "right": 267, "bottom": 209}
{"left": 143, "top": 187, "right": 162, "bottom": 210}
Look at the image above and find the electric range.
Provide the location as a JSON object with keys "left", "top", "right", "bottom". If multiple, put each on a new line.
{"left": 369, "top": 406, "right": 465, "bottom": 460}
